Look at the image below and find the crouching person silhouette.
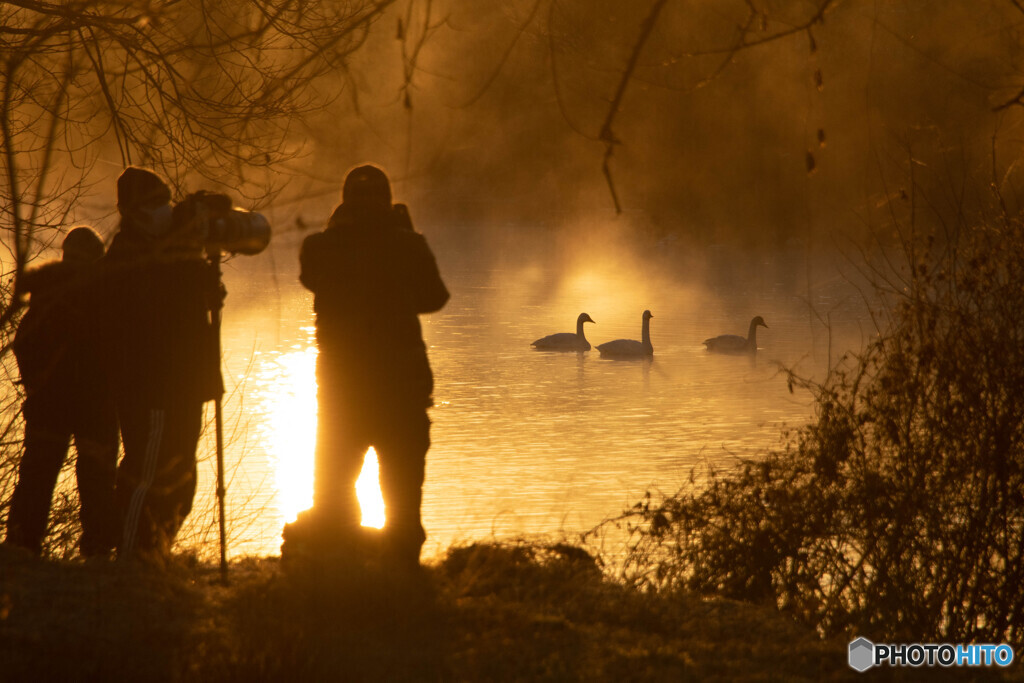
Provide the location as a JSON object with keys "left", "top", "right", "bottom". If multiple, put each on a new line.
{"left": 101, "top": 167, "right": 223, "bottom": 564}
{"left": 291, "top": 164, "right": 449, "bottom": 570}
{"left": 5, "top": 227, "right": 120, "bottom": 558}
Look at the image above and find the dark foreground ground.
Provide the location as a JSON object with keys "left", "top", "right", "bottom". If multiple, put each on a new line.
{"left": 0, "top": 540, "right": 1019, "bottom": 682}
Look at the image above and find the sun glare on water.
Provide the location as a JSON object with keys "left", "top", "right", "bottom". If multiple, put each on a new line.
{"left": 356, "top": 448, "right": 385, "bottom": 529}
{"left": 258, "top": 346, "right": 385, "bottom": 529}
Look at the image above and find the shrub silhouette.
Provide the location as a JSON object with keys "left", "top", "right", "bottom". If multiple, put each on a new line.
{"left": 619, "top": 215, "right": 1024, "bottom": 646}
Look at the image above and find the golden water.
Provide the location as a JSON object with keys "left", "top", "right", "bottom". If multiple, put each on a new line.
{"left": 181, "top": 236, "right": 869, "bottom": 562}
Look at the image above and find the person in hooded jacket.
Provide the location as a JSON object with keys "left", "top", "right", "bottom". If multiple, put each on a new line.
{"left": 297, "top": 164, "right": 449, "bottom": 568}
{"left": 100, "top": 166, "right": 223, "bottom": 562}
{"left": 4, "top": 227, "right": 120, "bottom": 558}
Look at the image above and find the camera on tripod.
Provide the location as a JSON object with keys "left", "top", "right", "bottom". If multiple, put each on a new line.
{"left": 173, "top": 190, "right": 271, "bottom": 255}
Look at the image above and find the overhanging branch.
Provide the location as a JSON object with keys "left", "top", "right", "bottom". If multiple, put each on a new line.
{"left": 598, "top": 0, "right": 669, "bottom": 214}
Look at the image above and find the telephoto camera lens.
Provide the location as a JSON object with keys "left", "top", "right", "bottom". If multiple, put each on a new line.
{"left": 208, "top": 209, "right": 271, "bottom": 255}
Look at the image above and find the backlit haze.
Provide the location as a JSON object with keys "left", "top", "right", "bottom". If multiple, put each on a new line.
{"left": 195, "top": 225, "right": 872, "bottom": 560}
{"left": 7, "top": 1, "right": 1024, "bottom": 562}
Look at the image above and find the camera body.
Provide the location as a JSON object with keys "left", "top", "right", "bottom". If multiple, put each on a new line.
{"left": 174, "top": 191, "right": 271, "bottom": 255}
{"left": 390, "top": 203, "right": 413, "bottom": 232}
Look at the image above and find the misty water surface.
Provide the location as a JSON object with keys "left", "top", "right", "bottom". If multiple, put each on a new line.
{"left": 192, "top": 230, "right": 873, "bottom": 560}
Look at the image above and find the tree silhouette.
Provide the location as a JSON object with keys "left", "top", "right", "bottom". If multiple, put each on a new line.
{"left": 0, "top": 0, "right": 399, "bottom": 330}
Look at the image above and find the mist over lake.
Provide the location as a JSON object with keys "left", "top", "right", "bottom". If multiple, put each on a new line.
{"left": 202, "top": 229, "right": 873, "bottom": 559}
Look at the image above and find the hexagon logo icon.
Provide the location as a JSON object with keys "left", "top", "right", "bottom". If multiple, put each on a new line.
{"left": 849, "top": 637, "right": 874, "bottom": 672}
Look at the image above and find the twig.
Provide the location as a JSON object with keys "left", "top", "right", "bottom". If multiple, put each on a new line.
{"left": 598, "top": 0, "right": 670, "bottom": 213}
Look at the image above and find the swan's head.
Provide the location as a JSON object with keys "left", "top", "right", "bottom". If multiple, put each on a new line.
{"left": 752, "top": 315, "right": 768, "bottom": 329}
{"left": 578, "top": 312, "right": 595, "bottom": 325}
{"left": 642, "top": 310, "right": 653, "bottom": 320}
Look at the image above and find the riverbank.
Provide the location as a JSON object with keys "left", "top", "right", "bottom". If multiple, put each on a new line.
{"left": 0, "top": 540, "right": 1010, "bottom": 681}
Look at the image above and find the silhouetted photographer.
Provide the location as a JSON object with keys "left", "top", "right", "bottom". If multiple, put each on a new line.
{"left": 291, "top": 164, "right": 449, "bottom": 570}
{"left": 5, "top": 227, "right": 119, "bottom": 558}
{"left": 101, "top": 167, "right": 269, "bottom": 564}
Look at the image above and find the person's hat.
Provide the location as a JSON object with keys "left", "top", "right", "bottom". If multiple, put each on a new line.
{"left": 342, "top": 164, "right": 391, "bottom": 208}
{"left": 62, "top": 226, "right": 105, "bottom": 262}
{"left": 116, "top": 166, "right": 171, "bottom": 211}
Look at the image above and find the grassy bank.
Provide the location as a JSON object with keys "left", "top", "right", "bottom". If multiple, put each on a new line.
{"left": 3, "top": 540, "right": 1016, "bottom": 682}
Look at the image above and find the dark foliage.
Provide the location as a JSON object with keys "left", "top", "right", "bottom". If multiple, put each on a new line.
{"left": 617, "top": 213, "right": 1024, "bottom": 647}
{"left": 1, "top": 540, "right": 859, "bottom": 682}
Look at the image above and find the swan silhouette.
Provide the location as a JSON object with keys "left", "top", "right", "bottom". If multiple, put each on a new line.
{"left": 597, "top": 310, "right": 654, "bottom": 359}
{"left": 703, "top": 316, "right": 768, "bottom": 354}
{"left": 531, "top": 312, "right": 595, "bottom": 351}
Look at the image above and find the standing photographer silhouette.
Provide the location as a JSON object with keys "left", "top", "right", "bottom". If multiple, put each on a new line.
{"left": 5, "top": 227, "right": 119, "bottom": 558}
{"left": 293, "top": 164, "right": 449, "bottom": 570}
{"left": 101, "top": 167, "right": 224, "bottom": 564}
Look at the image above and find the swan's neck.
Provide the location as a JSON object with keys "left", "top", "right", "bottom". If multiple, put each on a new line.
{"left": 642, "top": 317, "right": 651, "bottom": 346}
{"left": 576, "top": 319, "right": 587, "bottom": 339}
{"left": 747, "top": 321, "right": 758, "bottom": 348}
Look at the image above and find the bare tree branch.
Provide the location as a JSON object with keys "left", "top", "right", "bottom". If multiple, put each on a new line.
{"left": 0, "top": 0, "right": 418, "bottom": 358}
{"left": 598, "top": 0, "right": 670, "bottom": 214}
{"left": 456, "top": 0, "right": 545, "bottom": 109}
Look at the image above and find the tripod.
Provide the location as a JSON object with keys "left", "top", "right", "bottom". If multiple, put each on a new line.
{"left": 208, "top": 248, "right": 229, "bottom": 583}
